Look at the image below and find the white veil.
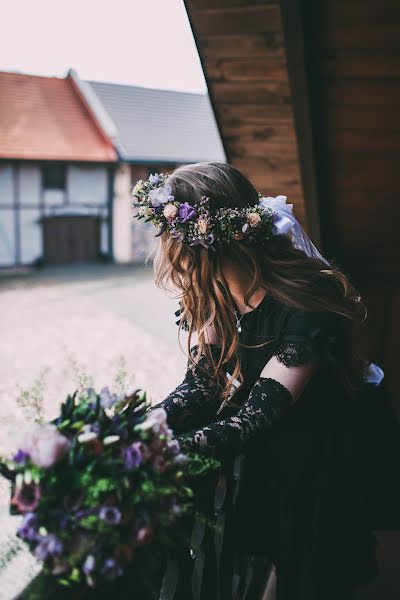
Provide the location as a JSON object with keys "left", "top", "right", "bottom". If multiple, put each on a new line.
{"left": 259, "top": 195, "right": 331, "bottom": 266}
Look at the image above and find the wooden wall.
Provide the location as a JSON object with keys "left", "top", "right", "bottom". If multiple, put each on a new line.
{"left": 301, "top": 0, "right": 400, "bottom": 399}
{"left": 184, "top": 0, "right": 312, "bottom": 233}
{"left": 185, "top": 0, "right": 400, "bottom": 399}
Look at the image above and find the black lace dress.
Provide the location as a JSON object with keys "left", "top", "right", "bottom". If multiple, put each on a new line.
{"left": 153, "top": 293, "right": 399, "bottom": 600}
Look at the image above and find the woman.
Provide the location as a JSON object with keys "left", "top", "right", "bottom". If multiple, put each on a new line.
{"left": 132, "top": 162, "right": 397, "bottom": 600}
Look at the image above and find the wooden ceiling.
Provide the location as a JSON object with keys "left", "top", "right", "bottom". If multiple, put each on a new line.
{"left": 184, "top": 0, "right": 316, "bottom": 236}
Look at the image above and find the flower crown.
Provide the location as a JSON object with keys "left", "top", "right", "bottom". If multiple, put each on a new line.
{"left": 131, "top": 172, "right": 287, "bottom": 250}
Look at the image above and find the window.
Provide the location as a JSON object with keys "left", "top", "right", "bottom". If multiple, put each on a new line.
{"left": 42, "top": 163, "right": 66, "bottom": 190}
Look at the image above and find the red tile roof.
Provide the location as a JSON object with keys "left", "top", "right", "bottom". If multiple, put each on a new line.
{"left": 0, "top": 71, "right": 117, "bottom": 162}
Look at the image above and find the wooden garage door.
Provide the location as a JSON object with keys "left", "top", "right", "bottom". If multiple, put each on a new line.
{"left": 42, "top": 215, "right": 101, "bottom": 265}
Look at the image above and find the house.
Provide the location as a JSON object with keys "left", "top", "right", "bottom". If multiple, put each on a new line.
{"left": 0, "top": 71, "right": 117, "bottom": 267}
{"left": 0, "top": 69, "right": 225, "bottom": 267}
{"left": 76, "top": 73, "right": 226, "bottom": 262}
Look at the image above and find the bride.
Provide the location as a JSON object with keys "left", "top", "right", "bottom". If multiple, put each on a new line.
{"left": 133, "top": 161, "right": 395, "bottom": 600}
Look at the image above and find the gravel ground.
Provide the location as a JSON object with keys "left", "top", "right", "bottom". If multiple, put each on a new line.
{"left": 0, "top": 263, "right": 188, "bottom": 599}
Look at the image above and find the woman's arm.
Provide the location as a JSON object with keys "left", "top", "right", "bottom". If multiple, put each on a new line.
{"left": 150, "top": 343, "right": 222, "bottom": 435}
{"left": 176, "top": 359, "right": 316, "bottom": 456}
{"left": 177, "top": 308, "right": 339, "bottom": 457}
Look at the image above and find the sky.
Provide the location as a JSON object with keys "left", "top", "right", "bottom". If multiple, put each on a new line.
{"left": 0, "top": 0, "right": 207, "bottom": 93}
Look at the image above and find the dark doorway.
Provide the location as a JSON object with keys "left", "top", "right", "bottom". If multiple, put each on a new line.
{"left": 42, "top": 215, "right": 101, "bottom": 265}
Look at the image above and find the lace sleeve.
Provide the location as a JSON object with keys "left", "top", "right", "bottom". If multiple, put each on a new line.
{"left": 177, "top": 377, "right": 293, "bottom": 457}
{"left": 272, "top": 308, "right": 340, "bottom": 368}
{"left": 150, "top": 344, "right": 222, "bottom": 435}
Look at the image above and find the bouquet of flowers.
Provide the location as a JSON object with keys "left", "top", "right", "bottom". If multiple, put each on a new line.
{"left": 0, "top": 386, "right": 219, "bottom": 599}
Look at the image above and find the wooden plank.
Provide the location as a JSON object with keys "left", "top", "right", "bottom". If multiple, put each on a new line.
{"left": 201, "top": 33, "right": 285, "bottom": 60}
{"left": 204, "top": 57, "right": 287, "bottom": 82}
{"left": 190, "top": 5, "right": 282, "bottom": 35}
{"left": 322, "top": 106, "right": 400, "bottom": 131}
{"left": 325, "top": 129, "right": 400, "bottom": 153}
{"left": 318, "top": 50, "right": 400, "bottom": 79}
{"left": 327, "top": 168, "right": 400, "bottom": 190}
{"left": 281, "top": 0, "right": 322, "bottom": 246}
{"left": 220, "top": 119, "right": 296, "bottom": 142}
{"left": 319, "top": 25, "right": 400, "bottom": 50}
{"left": 227, "top": 136, "right": 298, "bottom": 159}
{"left": 219, "top": 103, "right": 293, "bottom": 124}
{"left": 189, "top": 0, "right": 278, "bottom": 8}
{"left": 233, "top": 155, "right": 299, "bottom": 173}
{"left": 212, "top": 81, "right": 291, "bottom": 105}
{"left": 243, "top": 171, "right": 301, "bottom": 186}
{"left": 320, "top": 80, "right": 400, "bottom": 106}
{"left": 319, "top": 0, "right": 400, "bottom": 25}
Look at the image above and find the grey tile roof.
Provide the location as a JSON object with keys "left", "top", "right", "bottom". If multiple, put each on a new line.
{"left": 87, "top": 81, "right": 226, "bottom": 163}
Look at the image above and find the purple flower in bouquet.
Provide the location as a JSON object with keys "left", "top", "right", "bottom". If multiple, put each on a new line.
{"left": 13, "top": 449, "right": 30, "bottom": 464}
{"left": 11, "top": 482, "right": 41, "bottom": 513}
{"left": 17, "top": 512, "right": 38, "bottom": 541}
{"left": 18, "top": 424, "right": 70, "bottom": 469}
{"left": 83, "top": 555, "right": 96, "bottom": 575}
{"left": 34, "top": 534, "right": 63, "bottom": 561}
{"left": 100, "top": 386, "right": 118, "bottom": 409}
{"left": 178, "top": 202, "right": 197, "bottom": 223}
{"left": 136, "top": 407, "right": 171, "bottom": 436}
{"left": 99, "top": 506, "right": 122, "bottom": 525}
{"left": 101, "top": 558, "right": 123, "bottom": 580}
{"left": 123, "top": 442, "right": 143, "bottom": 469}
{"left": 167, "top": 439, "right": 181, "bottom": 456}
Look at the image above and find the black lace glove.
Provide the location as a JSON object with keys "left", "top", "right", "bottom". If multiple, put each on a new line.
{"left": 177, "top": 377, "right": 293, "bottom": 458}
{"left": 150, "top": 344, "right": 223, "bottom": 435}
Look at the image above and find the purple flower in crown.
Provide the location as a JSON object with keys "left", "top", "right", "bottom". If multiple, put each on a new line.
{"left": 189, "top": 233, "right": 216, "bottom": 249}
{"left": 148, "top": 184, "right": 174, "bottom": 208}
{"left": 149, "top": 173, "right": 161, "bottom": 186}
{"left": 170, "top": 229, "right": 185, "bottom": 242}
{"left": 178, "top": 202, "right": 197, "bottom": 223}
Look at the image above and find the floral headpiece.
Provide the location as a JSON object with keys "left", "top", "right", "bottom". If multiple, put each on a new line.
{"left": 131, "top": 173, "right": 292, "bottom": 250}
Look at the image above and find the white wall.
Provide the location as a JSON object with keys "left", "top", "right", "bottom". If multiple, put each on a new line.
{"left": 67, "top": 165, "right": 108, "bottom": 206}
{"left": 0, "top": 164, "right": 15, "bottom": 265}
{"left": 113, "top": 164, "right": 132, "bottom": 263}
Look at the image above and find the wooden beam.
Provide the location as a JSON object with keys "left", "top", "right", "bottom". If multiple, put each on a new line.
{"left": 280, "top": 0, "right": 322, "bottom": 245}
{"left": 190, "top": 6, "right": 282, "bottom": 35}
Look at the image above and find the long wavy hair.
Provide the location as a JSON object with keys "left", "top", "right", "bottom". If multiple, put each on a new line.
{"left": 153, "top": 162, "right": 367, "bottom": 407}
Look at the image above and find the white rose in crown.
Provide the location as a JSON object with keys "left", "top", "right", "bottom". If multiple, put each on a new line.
{"left": 19, "top": 424, "right": 71, "bottom": 469}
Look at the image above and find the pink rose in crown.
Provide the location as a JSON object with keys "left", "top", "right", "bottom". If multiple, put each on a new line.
{"left": 19, "top": 424, "right": 71, "bottom": 469}
{"left": 163, "top": 203, "right": 178, "bottom": 220}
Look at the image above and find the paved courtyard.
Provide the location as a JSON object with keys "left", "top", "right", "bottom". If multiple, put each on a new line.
{"left": 0, "top": 263, "right": 188, "bottom": 598}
